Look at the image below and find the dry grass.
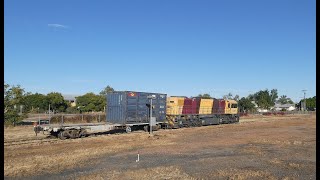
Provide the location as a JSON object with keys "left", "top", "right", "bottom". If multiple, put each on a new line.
{"left": 216, "top": 168, "right": 277, "bottom": 180}
{"left": 242, "top": 145, "right": 265, "bottom": 156}
{"left": 4, "top": 114, "right": 316, "bottom": 178}
{"left": 74, "top": 166, "right": 195, "bottom": 180}
{"left": 4, "top": 126, "right": 47, "bottom": 141}
{"left": 4, "top": 132, "right": 175, "bottom": 177}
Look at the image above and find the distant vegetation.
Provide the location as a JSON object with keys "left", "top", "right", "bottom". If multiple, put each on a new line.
{"left": 197, "top": 93, "right": 212, "bottom": 99}
{"left": 4, "top": 83, "right": 315, "bottom": 125}
{"left": 303, "top": 96, "right": 316, "bottom": 111}
{"left": 3, "top": 83, "right": 114, "bottom": 125}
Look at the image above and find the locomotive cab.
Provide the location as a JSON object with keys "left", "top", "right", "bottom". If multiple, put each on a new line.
{"left": 225, "top": 100, "right": 238, "bottom": 114}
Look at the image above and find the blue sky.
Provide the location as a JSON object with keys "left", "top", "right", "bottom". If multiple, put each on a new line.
{"left": 4, "top": 0, "right": 315, "bottom": 102}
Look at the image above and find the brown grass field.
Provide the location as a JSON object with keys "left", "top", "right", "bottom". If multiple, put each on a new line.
{"left": 4, "top": 114, "right": 316, "bottom": 179}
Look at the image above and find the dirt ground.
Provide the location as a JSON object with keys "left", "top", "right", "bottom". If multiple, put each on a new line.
{"left": 4, "top": 114, "right": 316, "bottom": 180}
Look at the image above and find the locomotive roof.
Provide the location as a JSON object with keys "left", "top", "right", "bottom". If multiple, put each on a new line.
{"left": 226, "top": 99, "right": 238, "bottom": 103}
{"left": 110, "top": 91, "right": 167, "bottom": 95}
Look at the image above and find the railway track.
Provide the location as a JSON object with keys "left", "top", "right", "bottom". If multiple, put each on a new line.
{"left": 4, "top": 137, "right": 59, "bottom": 147}
{"left": 4, "top": 132, "right": 112, "bottom": 146}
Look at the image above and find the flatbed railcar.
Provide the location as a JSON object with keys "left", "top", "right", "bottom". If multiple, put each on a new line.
{"left": 34, "top": 91, "right": 239, "bottom": 139}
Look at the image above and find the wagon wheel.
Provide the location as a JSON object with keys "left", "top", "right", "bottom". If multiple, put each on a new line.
{"left": 70, "top": 130, "right": 79, "bottom": 139}
{"left": 125, "top": 126, "right": 132, "bottom": 133}
{"left": 79, "top": 129, "right": 87, "bottom": 137}
{"left": 58, "top": 131, "right": 67, "bottom": 140}
{"left": 143, "top": 125, "right": 149, "bottom": 132}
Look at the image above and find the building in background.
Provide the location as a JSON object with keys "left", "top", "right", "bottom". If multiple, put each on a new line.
{"left": 62, "top": 94, "right": 78, "bottom": 107}
{"left": 273, "top": 103, "right": 296, "bottom": 111}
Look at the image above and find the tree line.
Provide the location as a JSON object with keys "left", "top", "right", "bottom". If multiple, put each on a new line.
{"left": 4, "top": 83, "right": 115, "bottom": 125}
{"left": 198, "top": 89, "right": 315, "bottom": 113}
{"left": 4, "top": 83, "right": 315, "bottom": 125}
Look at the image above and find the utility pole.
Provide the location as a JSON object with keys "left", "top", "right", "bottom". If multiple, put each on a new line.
{"left": 48, "top": 104, "right": 51, "bottom": 124}
{"left": 150, "top": 97, "right": 153, "bottom": 135}
{"left": 37, "top": 107, "right": 40, "bottom": 125}
{"left": 147, "top": 95, "right": 156, "bottom": 135}
{"left": 302, "top": 90, "right": 307, "bottom": 111}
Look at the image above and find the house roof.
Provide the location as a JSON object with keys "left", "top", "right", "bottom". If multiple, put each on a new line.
{"left": 274, "top": 103, "right": 295, "bottom": 108}
{"left": 62, "top": 94, "right": 80, "bottom": 101}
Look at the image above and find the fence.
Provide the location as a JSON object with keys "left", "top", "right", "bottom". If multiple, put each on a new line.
{"left": 49, "top": 114, "right": 106, "bottom": 124}
{"left": 240, "top": 111, "right": 315, "bottom": 116}
{"left": 23, "top": 113, "right": 106, "bottom": 124}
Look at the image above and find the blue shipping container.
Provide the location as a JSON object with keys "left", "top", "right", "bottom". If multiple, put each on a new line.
{"left": 107, "top": 91, "right": 167, "bottom": 125}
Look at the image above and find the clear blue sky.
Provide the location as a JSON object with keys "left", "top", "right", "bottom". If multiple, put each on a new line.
{"left": 4, "top": 0, "right": 316, "bottom": 103}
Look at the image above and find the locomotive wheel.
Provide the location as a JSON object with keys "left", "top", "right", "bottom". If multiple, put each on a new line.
{"left": 236, "top": 116, "right": 240, "bottom": 122}
{"left": 219, "top": 118, "right": 223, "bottom": 124}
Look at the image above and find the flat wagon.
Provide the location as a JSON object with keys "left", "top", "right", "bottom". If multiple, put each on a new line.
{"left": 34, "top": 91, "right": 167, "bottom": 139}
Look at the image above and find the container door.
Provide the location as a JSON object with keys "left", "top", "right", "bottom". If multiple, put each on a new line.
{"left": 107, "top": 92, "right": 126, "bottom": 124}
{"left": 126, "top": 92, "right": 138, "bottom": 123}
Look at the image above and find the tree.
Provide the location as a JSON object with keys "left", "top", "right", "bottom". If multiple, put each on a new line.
{"left": 76, "top": 93, "right": 105, "bottom": 112}
{"left": 99, "top": 85, "right": 114, "bottom": 110}
{"left": 247, "top": 94, "right": 255, "bottom": 101}
{"left": 252, "top": 89, "right": 273, "bottom": 109}
{"left": 99, "top": 85, "right": 114, "bottom": 96}
{"left": 65, "top": 106, "right": 79, "bottom": 114}
{"left": 197, "top": 93, "right": 212, "bottom": 99}
{"left": 223, "top": 93, "right": 233, "bottom": 100}
{"left": 47, "top": 92, "right": 68, "bottom": 113}
{"left": 8, "top": 84, "right": 26, "bottom": 110}
{"left": 238, "top": 97, "right": 256, "bottom": 112}
{"left": 270, "top": 89, "right": 278, "bottom": 105}
{"left": 249, "top": 89, "right": 278, "bottom": 110}
{"left": 4, "top": 83, "right": 29, "bottom": 124}
{"left": 277, "top": 95, "right": 294, "bottom": 105}
{"left": 233, "top": 95, "right": 240, "bottom": 101}
{"left": 303, "top": 96, "right": 316, "bottom": 110}
{"left": 23, "top": 93, "right": 48, "bottom": 113}
{"left": 4, "top": 83, "right": 11, "bottom": 114}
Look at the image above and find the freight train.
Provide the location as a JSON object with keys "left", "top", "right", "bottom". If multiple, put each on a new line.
{"left": 34, "top": 91, "right": 239, "bottom": 139}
